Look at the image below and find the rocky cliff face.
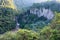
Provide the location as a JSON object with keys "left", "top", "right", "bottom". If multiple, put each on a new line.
{"left": 30, "top": 8, "right": 54, "bottom": 20}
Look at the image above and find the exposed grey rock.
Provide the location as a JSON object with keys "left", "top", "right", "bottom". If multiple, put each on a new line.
{"left": 30, "top": 8, "right": 54, "bottom": 20}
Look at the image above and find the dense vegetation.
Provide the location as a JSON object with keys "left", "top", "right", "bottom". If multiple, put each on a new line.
{"left": 0, "top": 0, "right": 60, "bottom": 40}
{"left": 17, "top": 1, "right": 60, "bottom": 30}
{"left": 0, "top": 27, "right": 60, "bottom": 40}
{"left": 0, "top": 0, "right": 19, "bottom": 34}
{"left": 0, "top": 6, "right": 17, "bottom": 34}
{"left": 0, "top": 29, "right": 40, "bottom": 40}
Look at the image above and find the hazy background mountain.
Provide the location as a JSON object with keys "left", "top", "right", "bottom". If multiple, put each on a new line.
{"left": 14, "top": 0, "right": 33, "bottom": 9}
{"left": 13, "top": 0, "right": 52, "bottom": 9}
{"left": 13, "top": 0, "right": 60, "bottom": 10}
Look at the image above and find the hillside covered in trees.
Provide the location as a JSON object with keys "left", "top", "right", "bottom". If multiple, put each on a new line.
{"left": 0, "top": 0, "right": 60, "bottom": 40}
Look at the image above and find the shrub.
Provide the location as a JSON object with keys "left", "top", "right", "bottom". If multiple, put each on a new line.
{"left": 39, "top": 26, "right": 60, "bottom": 40}
{"left": 0, "top": 29, "right": 40, "bottom": 40}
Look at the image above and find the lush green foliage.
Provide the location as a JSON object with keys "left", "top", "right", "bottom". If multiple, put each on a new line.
{"left": 0, "top": 6, "right": 17, "bottom": 34}
{"left": 0, "top": 29, "right": 40, "bottom": 40}
{"left": 39, "top": 26, "right": 60, "bottom": 40}
{"left": 0, "top": 26, "right": 60, "bottom": 40}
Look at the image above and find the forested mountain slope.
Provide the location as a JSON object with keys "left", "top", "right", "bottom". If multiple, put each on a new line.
{"left": 0, "top": 0, "right": 18, "bottom": 34}
{"left": 17, "top": 1, "right": 60, "bottom": 30}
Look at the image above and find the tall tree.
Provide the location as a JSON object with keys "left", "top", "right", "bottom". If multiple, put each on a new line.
{"left": 0, "top": 0, "right": 17, "bottom": 34}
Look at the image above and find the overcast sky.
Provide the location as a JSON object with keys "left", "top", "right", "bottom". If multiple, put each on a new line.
{"left": 32, "top": 0, "right": 49, "bottom": 3}
{"left": 14, "top": 0, "right": 50, "bottom": 6}
{"left": 15, "top": 0, "right": 50, "bottom": 3}
{"left": 21, "top": 0, "right": 56, "bottom": 3}
{"left": 15, "top": 0, "right": 58, "bottom": 4}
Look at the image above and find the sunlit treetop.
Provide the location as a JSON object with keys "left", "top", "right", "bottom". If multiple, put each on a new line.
{"left": 0, "top": 0, "right": 16, "bottom": 9}
{"left": 7, "top": 0, "right": 15, "bottom": 9}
